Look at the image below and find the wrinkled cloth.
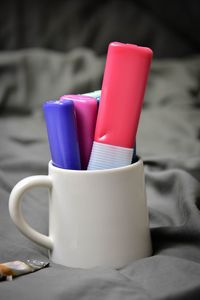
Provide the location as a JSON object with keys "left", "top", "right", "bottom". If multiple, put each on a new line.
{"left": 0, "top": 49, "right": 200, "bottom": 299}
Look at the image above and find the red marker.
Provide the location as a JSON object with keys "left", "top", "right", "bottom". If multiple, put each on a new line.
{"left": 88, "top": 42, "right": 153, "bottom": 170}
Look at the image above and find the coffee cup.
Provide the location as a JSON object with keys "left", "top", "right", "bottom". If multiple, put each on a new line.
{"left": 9, "top": 158, "right": 152, "bottom": 269}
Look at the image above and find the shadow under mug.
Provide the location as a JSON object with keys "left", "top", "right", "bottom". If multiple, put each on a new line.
{"left": 9, "top": 158, "right": 152, "bottom": 269}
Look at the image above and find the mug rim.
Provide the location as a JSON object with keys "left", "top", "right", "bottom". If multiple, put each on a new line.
{"left": 49, "top": 156, "right": 142, "bottom": 174}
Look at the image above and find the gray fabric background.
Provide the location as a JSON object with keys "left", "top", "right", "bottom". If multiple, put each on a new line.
{"left": 0, "top": 49, "right": 200, "bottom": 299}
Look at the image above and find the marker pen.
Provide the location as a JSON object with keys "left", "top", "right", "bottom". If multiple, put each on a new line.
{"left": 43, "top": 100, "right": 81, "bottom": 170}
{"left": 83, "top": 90, "right": 101, "bottom": 102}
{"left": 132, "top": 143, "right": 137, "bottom": 163}
{"left": 88, "top": 42, "right": 152, "bottom": 170}
{"left": 59, "top": 95, "right": 98, "bottom": 169}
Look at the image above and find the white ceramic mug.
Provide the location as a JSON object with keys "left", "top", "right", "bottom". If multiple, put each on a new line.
{"left": 9, "top": 158, "right": 152, "bottom": 269}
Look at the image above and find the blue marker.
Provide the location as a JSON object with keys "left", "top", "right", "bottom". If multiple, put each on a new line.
{"left": 132, "top": 143, "right": 137, "bottom": 163}
{"left": 43, "top": 100, "right": 81, "bottom": 170}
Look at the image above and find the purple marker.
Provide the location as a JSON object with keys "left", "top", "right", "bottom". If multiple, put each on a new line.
{"left": 60, "top": 95, "right": 97, "bottom": 169}
{"left": 43, "top": 100, "right": 81, "bottom": 170}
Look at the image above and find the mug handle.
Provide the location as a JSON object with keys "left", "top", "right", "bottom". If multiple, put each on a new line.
{"left": 9, "top": 175, "right": 53, "bottom": 250}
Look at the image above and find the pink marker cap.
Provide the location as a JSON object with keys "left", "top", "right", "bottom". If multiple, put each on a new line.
{"left": 60, "top": 94, "right": 97, "bottom": 169}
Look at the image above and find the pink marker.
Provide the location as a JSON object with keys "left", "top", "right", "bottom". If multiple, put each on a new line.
{"left": 88, "top": 42, "right": 153, "bottom": 170}
{"left": 60, "top": 94, "right": 97, "bottom": 169}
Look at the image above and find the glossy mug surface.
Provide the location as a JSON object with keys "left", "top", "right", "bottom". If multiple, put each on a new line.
{"left": 9, "top": 159, "right": 152, "bottom": 269}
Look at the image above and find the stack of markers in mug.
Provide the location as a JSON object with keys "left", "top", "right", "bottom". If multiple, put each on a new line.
{"left": 43, "top": 42, "right": 153, "bottom": 170}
